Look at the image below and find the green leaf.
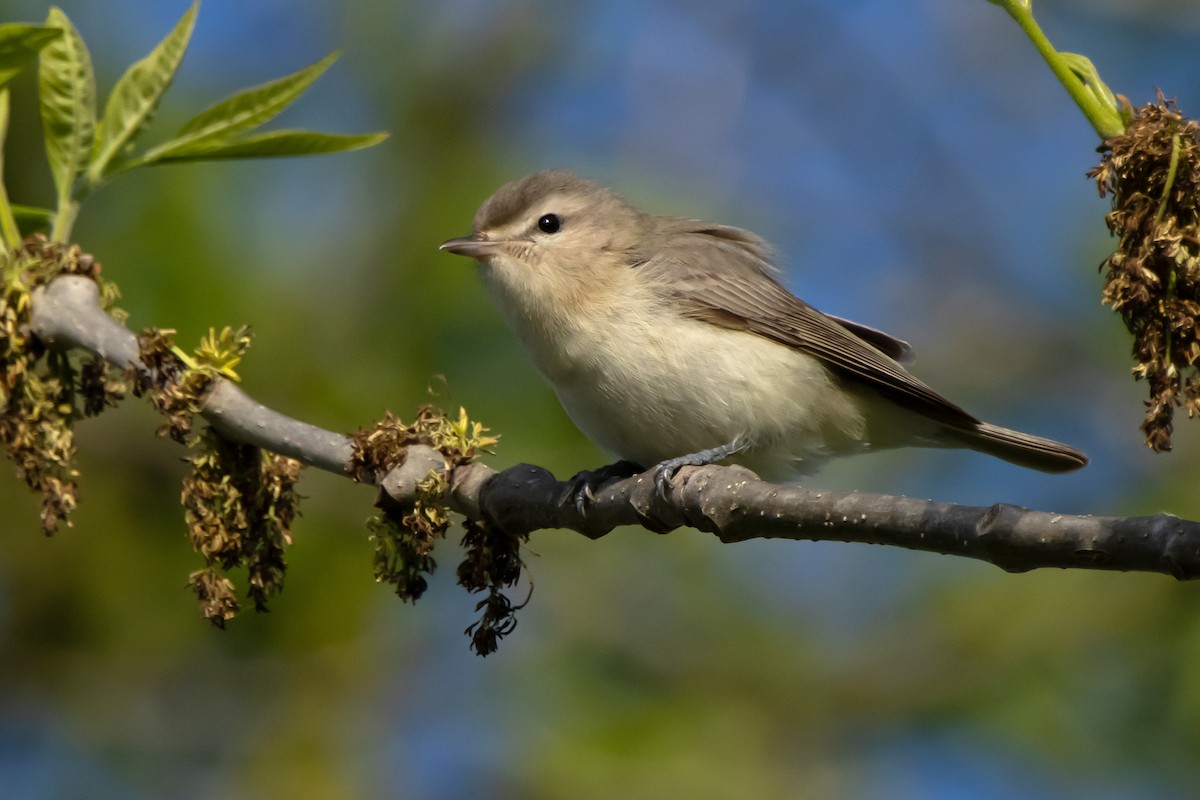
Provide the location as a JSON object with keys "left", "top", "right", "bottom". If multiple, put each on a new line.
{"left": 141, "top": 52, "right": 339, "bottom": 163}
{"left": 12, "top": 204, "right": 53, "bottom": 234}
{"left": 0, "top": 23, "right": 61, "bottom": 88}
{"left": 143, "top": 129, "right": 388, "bottom": 163}
{"left": 0, "top": 89, "right": 19, "bottom": 250}
{"left": 88, "top": 0, "right": 197, "bottom": 184}
{"left": 1060, "top": 51, "right": 1121, "bottom": 122}
{"left": 38, "top": 7, "right": 95, "bottom": 239}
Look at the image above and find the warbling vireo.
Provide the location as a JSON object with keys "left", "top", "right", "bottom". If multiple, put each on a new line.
{"left": 440, "top": 170, "right": 1086, "bottom": 491}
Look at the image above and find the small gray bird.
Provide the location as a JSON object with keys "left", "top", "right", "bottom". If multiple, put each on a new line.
{"left": 440, "top": 170, "right": 1086, "bottom": 491}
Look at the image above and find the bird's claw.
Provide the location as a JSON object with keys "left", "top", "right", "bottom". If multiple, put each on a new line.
{"left": 560, "top": 472, "right": 598, "bottom": 516}
{"left": 652, "top": 460, "right": 683, "bottom": 501}
{"left": 650, "top": 440, "right": 751, "bottom": 501}
{"left": 560, "top": 460, "right": 643, "bottom": 516}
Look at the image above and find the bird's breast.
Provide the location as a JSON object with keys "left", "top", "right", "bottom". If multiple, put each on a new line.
{"left": 548, "top": 305, "right": 869, "bottom": 471}
{"left": 481, "top": 258, "right": 873, "bottom": 474}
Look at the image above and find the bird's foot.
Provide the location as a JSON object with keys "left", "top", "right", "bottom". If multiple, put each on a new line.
{"left": 651, "top": 440, "right": 751, "bottom": 500}
{"left": 560, "top": 460, "right": 644, "bottom": 516}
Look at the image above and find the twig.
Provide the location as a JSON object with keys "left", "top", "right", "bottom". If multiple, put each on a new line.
{"left": 27, "top": 275, "right": 1200, "bottom": 579}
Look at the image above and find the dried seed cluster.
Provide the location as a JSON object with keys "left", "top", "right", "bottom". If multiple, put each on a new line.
{"left": 1091, "top": 94, "right": 1200, "bottom": 451}
{"left": 133, "top": 325, "right": 303, "bottom": 625}
{"left": 351, "top": 405, "right": 522, "bottom": 655}
{"left": 183, "top": 429, "right": 302, "bottom": 627}
{"left": 7, "top": 238, "right": 515, "bottom": 652}
{"left": 132, "top": 325, "right": 251, "bottom": 443}
{"left": 458, "top": 517, "right": 528, "bottom": 656}
{"left": 0, "top": 236, "right": 124, "bottom": 533}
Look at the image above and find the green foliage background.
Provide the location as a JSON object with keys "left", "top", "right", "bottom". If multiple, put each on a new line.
{"left": 2, "top": 2, "right": 1200, "bottom": 798}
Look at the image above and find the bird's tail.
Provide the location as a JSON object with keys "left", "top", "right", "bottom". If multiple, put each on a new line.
{"left": 948, "top": 422, "right": 1088, "bottom": 474}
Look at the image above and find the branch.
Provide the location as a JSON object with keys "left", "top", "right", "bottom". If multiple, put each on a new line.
{"left": 28, "top": 276, "right": 1200, "bottom": 579}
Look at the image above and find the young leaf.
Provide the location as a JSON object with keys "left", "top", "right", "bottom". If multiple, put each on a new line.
{"left": 0, "top": 23, "right": 61, "bottom": 88}
{"left": 139, "top": 52, "right": 338, "bottom": 164}
{"left": 38, "top": 7, "right": 95, "bottom": 239}
{"left": 88, "top": 0, "right": 198, "bottom": 185}
{"left": 143, "top": 129, "right": 387, "bottom": 164}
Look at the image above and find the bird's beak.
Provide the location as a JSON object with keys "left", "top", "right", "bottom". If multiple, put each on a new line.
{"left": 439, "top": 235, "right": 505, "bottom": 259}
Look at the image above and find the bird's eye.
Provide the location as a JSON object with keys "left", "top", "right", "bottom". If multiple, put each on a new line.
{"left": 537, "top": 214, "right": 561, "bottom": 234}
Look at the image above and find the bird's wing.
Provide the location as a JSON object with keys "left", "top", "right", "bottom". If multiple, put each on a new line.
{"left": 641, "top": 231, "right": 979, "bottom": 430}
{"left": 820, "top": 314, "right": 915, "bottom": 365}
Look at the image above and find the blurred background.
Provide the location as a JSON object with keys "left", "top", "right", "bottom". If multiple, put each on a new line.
{"left": 1, "top": 0, "right": 1199, "bottom": 797}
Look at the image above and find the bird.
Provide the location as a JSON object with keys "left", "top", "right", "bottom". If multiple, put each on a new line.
{"left": 440, "top": 170, "right": 1086, "bottom": 496}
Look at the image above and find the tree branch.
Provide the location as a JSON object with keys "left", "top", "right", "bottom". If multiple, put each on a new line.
{"left": 27, "top": 275, "right": 1200, "bottom": 579}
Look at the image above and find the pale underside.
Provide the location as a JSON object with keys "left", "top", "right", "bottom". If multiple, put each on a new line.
{"left": 480, "top": 250, "right": 948, "bottom": 480}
